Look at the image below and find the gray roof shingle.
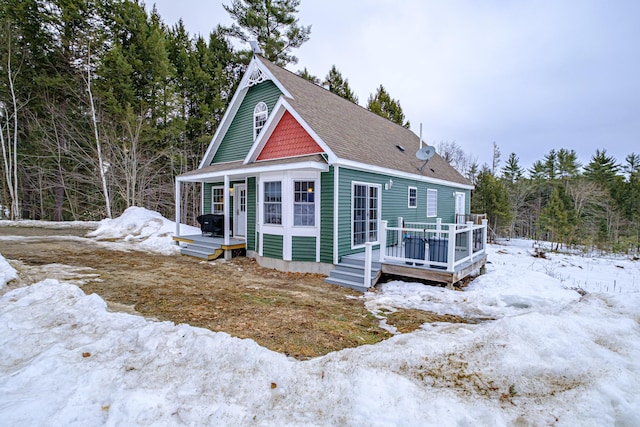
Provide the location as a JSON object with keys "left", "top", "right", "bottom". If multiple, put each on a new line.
{"left": 259, "top": 56, "right": 472, "bottom": 187}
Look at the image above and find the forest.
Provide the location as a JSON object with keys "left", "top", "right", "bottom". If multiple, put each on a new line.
{"left": 1, "top": 0, "right": 638, "bottom": 253}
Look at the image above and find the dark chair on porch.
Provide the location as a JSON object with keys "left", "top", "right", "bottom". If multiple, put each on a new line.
{"left": 196, "top": 214, "right": 224, "bottom": 237}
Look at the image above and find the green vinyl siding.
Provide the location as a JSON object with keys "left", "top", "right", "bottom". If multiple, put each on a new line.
{"left": 337, "top": 167, "right": 470, "bottom": 259}
{"left": 247, "top": 177, "right": 257, "bottom": 251}
{"left": 319, "top": 167, "right": 334, "bottom": 263}
{"left": 262, "top": 234, "right": 283, "bottom": 259}
{"left": 212, "top": 81, "right": 281, "bottom": 164}
{"left": 292, "top": 236, "right": 316, "bottom": 262}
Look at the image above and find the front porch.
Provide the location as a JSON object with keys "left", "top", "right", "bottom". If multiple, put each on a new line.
{"left": 173, "top": 234, "right": 246, "bottom": 260}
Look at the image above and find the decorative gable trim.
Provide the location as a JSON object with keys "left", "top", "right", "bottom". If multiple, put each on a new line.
{"left": 256, "top": 111, "right": 323, "bottom": 161}
{"left": 198, "top": 56, "right": 292, "bottom": 169}
{"left": 244, "top": 98, "right": 337, "bottom": 165}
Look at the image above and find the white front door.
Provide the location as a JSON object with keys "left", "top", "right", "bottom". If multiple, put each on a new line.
{"left": 234, "top": 184, "right": 247, "bottom": 237}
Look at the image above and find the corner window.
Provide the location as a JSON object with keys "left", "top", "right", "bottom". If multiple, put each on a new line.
{"left": 294, "top": 181, "right": 315, "bottom": 226}
{"left": 212, "top": 187, "right": 224, "bottom": 214}
{"left": 254, "top": 101, "right": 268, "bottom": 140}
{"left": 264, "top": 181, "right": 282, "bottom": 224}
{"left": 427, "top": 189, "right": 437, "bottom": 217}
{"left": 408, "top": 187, "right": 417, "bottom": 208}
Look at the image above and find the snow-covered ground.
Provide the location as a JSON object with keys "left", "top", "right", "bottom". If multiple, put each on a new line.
{"left": 1, "top": 209, "right": 639, "bottom": 426}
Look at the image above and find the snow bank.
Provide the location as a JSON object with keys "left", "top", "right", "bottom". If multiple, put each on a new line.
{"left": 87, "top": 207, "right": 199, "bottom": 255}
{"left": 0, "top": 254, "right": 17, "bottom": 289}
{"left": 1, "top": 269, "right": 639, "bottom": 425}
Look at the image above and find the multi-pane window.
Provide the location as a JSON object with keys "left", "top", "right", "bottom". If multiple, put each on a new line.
{"left": 294, "top": 181, "right": 315, "bottom": 226}
{"left": 408, "top": 187, "right": 417, "bottom": 208}
{"left": 264, "top": 181, "right": 282, "bottom": 224}
{"left": 254, "top": 102, "right": 268, "bottom": 140}
{"left": 212, "top": 187, "right": 224, "bottom": 214}
{"left": 353, "top": 183, "right": 379, "bottom": 246}
{"left": 427, "top": 189, "right": 438, "bottom": 217}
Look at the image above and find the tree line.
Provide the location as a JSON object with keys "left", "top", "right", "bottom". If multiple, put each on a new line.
{"left": 465, "top": 146, "right": 640, "bottom": 253}
{"left": 0, "top": 0, "right": 411, "bottom": 224}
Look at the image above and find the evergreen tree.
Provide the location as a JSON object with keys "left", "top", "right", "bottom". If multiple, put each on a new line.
{"left": 557, "top": 148, "right": 580, "bottom": 179}
{"left": 501, "top": 152, "right": 524, "bottom": 183}
{"left": 583, "top": 149, "right": 619, "bottom": 184}
{"left": 223, "top": 0, "right": 311, "bottom": 65}
{"left": 323, "top": 65, "right": 358, "bottom": 103}
{"left": 471, "top": 166, "right": 512, "bottom": 239}
{"left": 538, "top": 186, "right": 571, "bottom": 250}
{"left": 366, "top": 85, "right": 409, "bottom": 128}
{"left": 297, "top": 67, "right": 319, "bottom": 84}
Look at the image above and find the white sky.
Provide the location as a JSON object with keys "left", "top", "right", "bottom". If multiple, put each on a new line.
{"left": 147, "top": 0, "right": 640, "bottom": 171}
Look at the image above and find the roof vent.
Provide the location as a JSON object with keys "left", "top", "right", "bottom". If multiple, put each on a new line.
{"left": 396, "top": 145, "right": 405, "bottom": 152}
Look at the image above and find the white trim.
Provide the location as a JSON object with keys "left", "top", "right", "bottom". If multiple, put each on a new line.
{"left": 350, "top": 181, "right": 382, "bottom": 250}
{"left": 335, "top": 159, "right": 474, "bottom": 190}
{"left": 333, "top": 166, "right": 339, "bottom": 265}
{"left": 200, "top": 182, "right": 205, "bottom": 215}
{"left": 244, "top": 98, "right": 338, "bottom": 165}
{"left": 177, "top": 160, "right": 329, "bottom": 183}
{"left": 407, "top": 186, "right": 417, "bottom": 209}
{"left": 427, "top": 188, "right": 438, "bottom": 218}
{"left": 198, "top": 56, "right": 292, "bottom": 169}
{"left": 175, "top": 180, "right": 181, "bottom": 237}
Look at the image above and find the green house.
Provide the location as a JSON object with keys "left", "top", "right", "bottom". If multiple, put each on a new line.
{"left": 175, "top": 55, "right": 486, "bottom": 290}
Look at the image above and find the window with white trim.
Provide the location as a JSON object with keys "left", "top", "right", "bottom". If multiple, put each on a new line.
{"left": 253, "top": 101, "right": 268, "bottom": 140}
{"left": 427, "top": 189, "right": 437, "bottom": 217}
{"left": 294, "top": 181, "right": 315, "bottom": 226}
{"left": 408, "top": 187, "right": 417, "bottom": 208}
{"left": 212, "top": 187, "right": 224, "bottom": 214}
{"left": 263, "top": 181, "right": 282, "bottom": 224}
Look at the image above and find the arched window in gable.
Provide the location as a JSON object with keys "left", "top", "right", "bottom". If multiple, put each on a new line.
{"left": 253, "top": 102, "right": 268, "bottom": 140}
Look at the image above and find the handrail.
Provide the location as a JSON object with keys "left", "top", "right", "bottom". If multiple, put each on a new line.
{"left": 373, "top": 218, "right": 488, "bottom": 272}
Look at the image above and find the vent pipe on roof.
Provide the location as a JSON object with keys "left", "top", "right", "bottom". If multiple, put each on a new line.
{"left": 419, "top": 123, "right": 423, "bottom": 150}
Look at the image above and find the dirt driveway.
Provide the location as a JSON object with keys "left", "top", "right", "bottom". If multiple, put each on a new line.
{"left": 0, "top": 226, "right": 472, "bottom": 359}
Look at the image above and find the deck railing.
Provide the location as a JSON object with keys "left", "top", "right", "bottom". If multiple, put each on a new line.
{"left": 366, "top": 216, "right": 488, "bottom": 273}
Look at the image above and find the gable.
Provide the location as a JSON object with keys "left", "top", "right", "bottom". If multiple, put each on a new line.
{"left": 256, "top": 111, "right": 323, "bottom": 161}
{"left": 211, "top": 80, "right": 282, "bottom": 164}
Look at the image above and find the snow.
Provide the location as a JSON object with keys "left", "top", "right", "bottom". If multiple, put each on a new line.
{"left": 1, "top": 210, "right": 639, "bottom": 426}
{"left": 0, "top": 254, "right": 17, "bottom": 290}
{"left": 87, "top": 206, "right": 200, "bottom": 255}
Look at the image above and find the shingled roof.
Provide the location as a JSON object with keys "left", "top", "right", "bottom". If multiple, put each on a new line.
{"left": 258, "top": 56, "right": 472, "bottom": 187}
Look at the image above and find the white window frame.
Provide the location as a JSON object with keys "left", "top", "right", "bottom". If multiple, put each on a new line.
{"left": 263, "top": 181, "right": 282, "bottom": 225}
{"left": 211, "top": 186, "right": 224, "bottom": 214}
{"left": 253, "top": 101, "right": 268, "bottom": 140}
{"left": 293, "top": 180, "right": 316, "bottom": 226}
{"left": 408, "top": 186, "right": 417, "bottom": 209}
{"left": 427, "top": 188, "right": 438, "bottom": 218}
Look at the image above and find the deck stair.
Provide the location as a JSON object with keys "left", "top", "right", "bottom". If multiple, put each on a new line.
{"left": 325, "top": 256, "right": 382, "bottom": 292}
{"left": 180, "top": 240, "right": 224, "bottom": 261}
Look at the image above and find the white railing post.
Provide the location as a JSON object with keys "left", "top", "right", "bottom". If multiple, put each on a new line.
{"left": 175, "top": 179, "right": 181, "bottom": 240}
{"left": 397, "top": 216, "right": 403, "bottom": 250}
{"left": 447, "top": 225, "right": 456, "bottom": 272}
{"left": 436, "top": 218, "right": 442, "bottom": 238}
{"left": 379, "top": 220, "right": 388, "bottom": 262}
{"left": 482, "top": 218, "right": 488, "bottom": 251}
{"left": 364, "top": 242, "right": 373, "bottom": 288}
{"left": 466, "top": 221, "right": 474, "bottom": 260}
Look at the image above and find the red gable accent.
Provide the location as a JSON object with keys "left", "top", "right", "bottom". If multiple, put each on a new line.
{"left": 257, "top": 111, "right": 323, "bottom": 161}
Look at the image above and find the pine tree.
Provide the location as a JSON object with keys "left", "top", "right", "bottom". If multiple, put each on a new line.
{"left": 366, "top": 85, "right": 410, "bottom": 128}
{"left": 223, "top": 0, "right": 311, "bottom": 65}
{"left": 323, "top": 65, "right": 358, "bottom": 103}
{"left": 501, "top": 153, "right": 523, "bottom": 183}
{"left": 471, "top": 166, "right": 512, "bottom": 239}
{"left": 583, "top": 149, "right": 619, "bottom": 184}
{"left": 538, "top": 186, "right": 571, "bottom": 250}
{"left": 297, "top": 67, "right": 319, "bottom": 84}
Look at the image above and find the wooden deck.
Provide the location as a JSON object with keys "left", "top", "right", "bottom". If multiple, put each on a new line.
{"left": 342, "top": 249, "right": 487, "bottom": 287}
{"left": 173, "top": 234, "right": 246, "bottom": 250}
